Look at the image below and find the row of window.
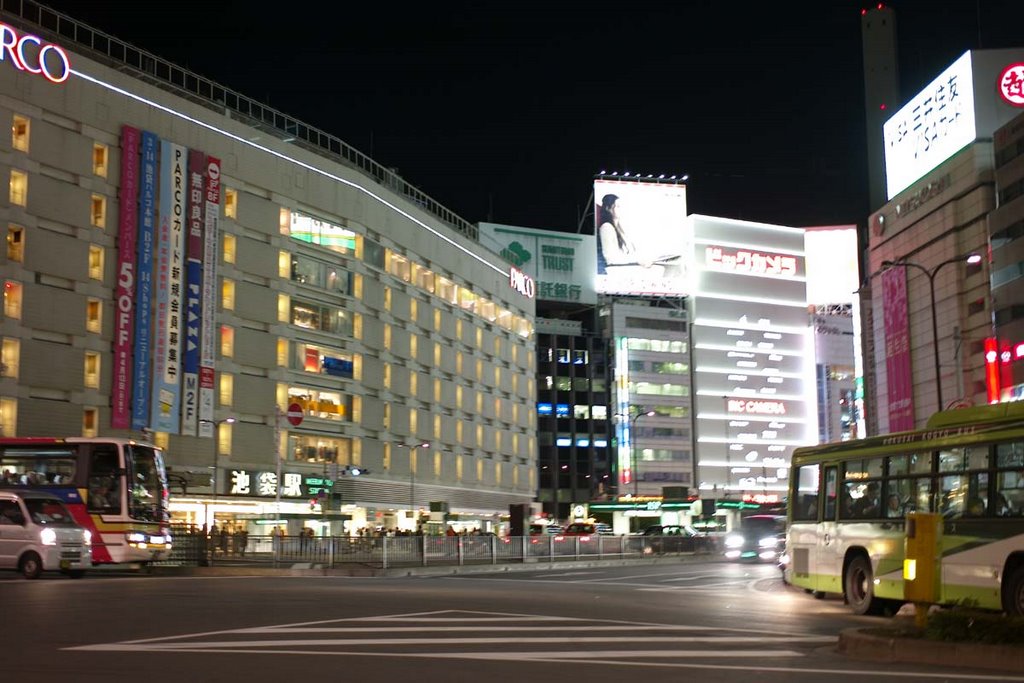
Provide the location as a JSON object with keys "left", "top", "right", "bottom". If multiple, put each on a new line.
{"left": 792, "top": 441, "right": 1024, "bottom": 521}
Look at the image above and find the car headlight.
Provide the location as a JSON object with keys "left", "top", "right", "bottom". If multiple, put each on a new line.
{"left": 724, "top": 533, "right": 744, "bottom": 549}
{"left": 82, "top": 530, "right": 92, "bottom": 547}
{"left": 759, "top": 536, "right": 779, "bottom": 549}
{"left": 40, "top": 528, "right": 57, "bottom": 546}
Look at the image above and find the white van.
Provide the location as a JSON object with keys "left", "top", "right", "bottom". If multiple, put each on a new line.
{"left": 0, "top": 490, "right": 92, "bottom": 579}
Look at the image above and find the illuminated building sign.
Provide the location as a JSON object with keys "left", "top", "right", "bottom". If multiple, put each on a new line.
{"left": 705, "top": 247, "right": 797, "bottom": 277}
{"left": 509, "top": 265, "right": 535, "bottom": 299}
{"left": 228, "top": 469, "right": 305, "bottom": 497}
{"left": 742, "top": 493, "right": 780, "bottom": 504}
{"left": 985, "top": 337, "right": 1000, "bottom": 404}
{"left": 883, "top": 52, "right": 976, "bottom": 200}
{"left": 0, "top": 23, "right": 70, "bottom": 83}
{"left": 728, "top": 399, "right": 787, "bottom": 415}
{"left": 1000, "top": 63, "right": 1024, "bottom": 107}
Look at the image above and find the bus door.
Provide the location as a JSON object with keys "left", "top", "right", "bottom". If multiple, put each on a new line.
{"left": 816, "top": 465, "right": 843, "bottom": 593}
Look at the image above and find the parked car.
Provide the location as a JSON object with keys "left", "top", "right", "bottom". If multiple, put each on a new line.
{"left": 0, "top": 490, "right": 92, "bottom": 579}
{"left": 641, "top": 524, "right": 704, "bottom": 554}
{"left": 560, "top": 522, "right": 597, "bottom": 538}
{"left": 723, "top": 514, "right": 786, "bottom": 562}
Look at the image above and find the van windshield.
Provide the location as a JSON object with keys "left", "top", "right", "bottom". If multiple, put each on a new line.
{"left": 24, "top": 498, "right": 77, "bottom": 526}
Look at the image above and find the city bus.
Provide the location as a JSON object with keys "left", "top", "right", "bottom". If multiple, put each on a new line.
{"left": 0, "top": 437, "right": 172, "bottom": 564}
{"left": 785, "top": 402, "right": 1024, "bottom": 616}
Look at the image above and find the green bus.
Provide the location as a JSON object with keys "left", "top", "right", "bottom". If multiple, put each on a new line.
{"left": 785, "top": 402, "right": 1024, "bottom": 616}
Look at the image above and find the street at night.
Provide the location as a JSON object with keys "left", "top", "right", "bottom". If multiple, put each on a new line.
{"left": 2, "top": 560, "right": 1019, "bottom": 682}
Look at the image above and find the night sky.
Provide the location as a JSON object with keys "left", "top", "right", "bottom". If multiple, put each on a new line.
{"left": 34, "top": 1, "right": 1024, "bottom": 233}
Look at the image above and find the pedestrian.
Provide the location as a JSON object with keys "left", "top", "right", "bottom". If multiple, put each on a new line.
{"left": 236, "top": 526, "right": 249, "bottom": 556}
{"left": 219, "top": 524, "right": 230, "bottom": 556}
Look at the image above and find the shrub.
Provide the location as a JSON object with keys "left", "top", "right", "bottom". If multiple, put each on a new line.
{"left": 925, "top": 608, "right": 1024, "bottom": 646}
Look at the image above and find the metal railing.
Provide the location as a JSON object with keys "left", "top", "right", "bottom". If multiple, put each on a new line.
{"left": 157, "top": 533, "right": 719, "bottom": 570}
{"left": 0, "top": 0, "right": 478, "bottom": 242}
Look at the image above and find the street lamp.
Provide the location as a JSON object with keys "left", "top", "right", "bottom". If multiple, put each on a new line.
{"left": 199, "top": 417, "right": 236, "bottom": 501}
{"left": 396, "top": 442, "right": 430, "bottom": 523}
{"left": 880, "top": 254, "right": 982, "bottom": 411}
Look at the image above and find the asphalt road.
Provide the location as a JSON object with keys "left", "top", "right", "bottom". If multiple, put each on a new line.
{"left": 1, "top": 559, "right": 1020, "bottom": 682}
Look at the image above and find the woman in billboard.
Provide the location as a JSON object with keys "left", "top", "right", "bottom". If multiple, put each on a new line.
{"left": 597, "top": 193, "right": 671, "bottom": 277}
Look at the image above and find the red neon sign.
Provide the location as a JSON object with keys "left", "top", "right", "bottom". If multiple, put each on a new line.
{"left": 999, "top": 63, "right": 1024, "bottom": 107}
{"left": 705, "top": 246, "right": 797, "bottom": 277}
{"left": 728, "top": 399, "right": 786, "bottom": 415}
{"left": 985, "top": 337, "right": 1000, "bottom": 404}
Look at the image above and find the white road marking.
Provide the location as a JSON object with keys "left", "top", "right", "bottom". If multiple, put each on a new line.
{"left": 538, "top": 571, "right": 597, "bottom": 578}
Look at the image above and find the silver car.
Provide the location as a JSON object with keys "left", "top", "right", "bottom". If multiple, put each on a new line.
{"left": 0, "top": 490, "right": 92, "bottom": 579}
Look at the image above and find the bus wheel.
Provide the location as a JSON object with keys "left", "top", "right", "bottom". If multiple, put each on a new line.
{"left": 1003, "top": 565, "right": 1024, "bottom": 616}
{"left": 845, "top": 555, "right": 881, "bottom": 615}
{"left": 19, "top": 552, "right": 42, "bottom": 580}
{"left": 813, "top": 591, "right": 826, "bottom": 599}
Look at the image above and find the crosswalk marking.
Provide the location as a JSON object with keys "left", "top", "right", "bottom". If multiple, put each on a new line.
{"left": 65, "top": 608, "right": 833, "bottom": 668}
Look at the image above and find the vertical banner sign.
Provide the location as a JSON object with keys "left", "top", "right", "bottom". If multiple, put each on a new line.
{"left": 180, "top": 150, "right": 207, "bottom": 437}
{"left": 882, "top": 268, "right": 915, "bottom": 431}
{"left": 132, "top": 131, "right": 159, "bottom": 430}
{"left": 150, "top": 141, "right": 186, "bottom": 434}
{"left": 198, "top": 157, "right": 221, "bottom": 438}
{"left": 112, "top": 126, "right": 140, "bottom": 429}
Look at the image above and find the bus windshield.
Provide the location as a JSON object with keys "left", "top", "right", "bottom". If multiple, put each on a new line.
{"left": 127, "top": 445, "right": 168, "bottom": 523}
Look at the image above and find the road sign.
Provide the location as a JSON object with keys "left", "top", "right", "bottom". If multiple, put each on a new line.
{"left": 286, "top": 402, "right": 304, "bottom": 427}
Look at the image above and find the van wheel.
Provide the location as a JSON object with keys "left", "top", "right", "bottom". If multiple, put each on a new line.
{"left": 845, "top": 555, "right": 882, "bottom": 615}
{"left": 19, "top": 552, "right": 42, "bottom": 580}
{"left": 1003, "top": 565, "right": 1024, "bottom": 616}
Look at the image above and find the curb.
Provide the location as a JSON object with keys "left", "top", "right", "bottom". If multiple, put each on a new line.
{"left": 144, "top": 554, "right": 717, "bottom": 579}
{"left": 838, "top": 627, "right": 1024, "bottom": 673}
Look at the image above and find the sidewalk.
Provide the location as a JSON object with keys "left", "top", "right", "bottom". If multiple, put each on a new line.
{"left": 838, "top": 622, "right": 1024, "bottom": 673}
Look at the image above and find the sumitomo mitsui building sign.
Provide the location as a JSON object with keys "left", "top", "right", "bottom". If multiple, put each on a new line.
{"left": 688, "top": 215, "right": 817, "bottom": 496}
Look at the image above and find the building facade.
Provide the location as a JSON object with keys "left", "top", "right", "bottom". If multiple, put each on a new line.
{"left": 0, "top": 9, "right": 537, "bottom": 534}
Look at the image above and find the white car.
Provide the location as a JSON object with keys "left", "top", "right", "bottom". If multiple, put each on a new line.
{"left": 0, "top": 490, "right": 92, "bottom": 579}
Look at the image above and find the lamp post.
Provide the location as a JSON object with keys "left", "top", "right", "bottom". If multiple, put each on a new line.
{"left": 881, "top": 254, "right": 982, "bottom": 411}
{"left": 396, "top": 442, "right": 430, "bottom": 525}
{"left": 199, "top": 417, "right": 236, "bottom": 502}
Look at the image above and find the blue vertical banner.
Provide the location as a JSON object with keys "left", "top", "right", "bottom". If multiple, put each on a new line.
{"left": 180, "top": 149, "right": 207, "bottom": 437}
{"left": 150, "top": 140, "right": 186, "bottom": 433}
{"left": 131, "top": 131, "right": 159, "bottom": 430}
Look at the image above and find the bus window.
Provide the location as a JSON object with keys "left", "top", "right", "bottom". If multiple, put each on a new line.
{"left": 886, "top": 478, "right": 913, "bottom": 517}
{"left": 941, "top": 472, "right": 989, "bottom": 518}
{"left": 939, "top": 447, "right": 988, "bottom": 473}
{"left": 910, "top": 477, "right": 933, "bottom": 514}
{"left": 127, "top": 445, "right": 167, "bottom": 523}
{"left": 823, "top": 466, "right": 837, "bottom": 520}
{"left": 844, "top": 458, "right": 883, "bottom": 480}
{"left": 88, "top": 446, "right": 121, "bottom": 514}
{"left": 997, "top": 441, "right": 1024, "bottom": 469}
{"left": 995, "top": 471, "right": 1024, "bottom": 516}
{"left": 792, "top": 465, "right": 819, "bottom": 521}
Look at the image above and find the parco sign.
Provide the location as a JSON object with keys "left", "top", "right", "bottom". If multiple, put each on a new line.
{"left": 0, "top": 23, "right": 70, "bottom": 83}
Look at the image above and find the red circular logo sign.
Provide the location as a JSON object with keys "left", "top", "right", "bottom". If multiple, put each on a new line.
{"left": 998, "top": 63, "right": 1024, "bottom": 107}
{"left": 286, "top": 402, "right": 304, "bottom": 426}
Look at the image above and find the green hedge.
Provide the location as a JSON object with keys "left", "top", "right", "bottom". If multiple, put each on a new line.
{"left": 925, "top": 609, "right": 1024, "bottom": 645}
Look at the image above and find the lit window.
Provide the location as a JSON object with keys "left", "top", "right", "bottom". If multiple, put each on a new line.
{"left": 410, "top": 299, "right": 418, "bottom": 322}
{"left": 410, "top": 372, "right": 418, "bottom": 397}
{"left": 220, "top": 325, "right": 234, "bottom": 357}
{"left": 409, "top": 409, "right": 418, "bottom": 435}
{"left": 86, "top": 298, "right": 102, "bottom": 334}
{"left": 434, "top": 451, "right": 441, "bottom": 477}
{"left": 91, "top": 194, "right": 106, "bottom": 228}
{"left": 456, "top": 352, "right": 463, "bottom": 376}
{"left": 434, "top": 309, "right": 441, "bottom": 331}
{"left": 223, "top": 234, "right": 236, "bottom": 264}
{"left": 84, "top": 351, "right": 100, "bottom": 388}
{"left": 3, "top": 281, "right": 22, "bottom": 319}
{"left": 93, "top": 143, "right": 108, "bottom": 178}
{"left": 456, "top": 454, "right": 463, "bottom": 482}
{"left": 476, "top": 459, "right": 483, "bottom": 481}
{"left": 277, "top": 338, "right": 288, "bottom": 367}
{"left": 434, "top": 342, "right": 441, "bottom": 366}
{"left": 88, "top": 245, "right": 104, "bottom": 280}
{"left": 11, "top": 115, "right": 28, "bottom": 152}
{"left": 7, "top": 224, "right": 24, "bottom": 262}
{"left": 217, "top": 420, "right": 233, "bottom": 457}
{"left": 9, "top": 169, "right": 27, "bottom": 206}
{"left": 83, "top": 407, "right": 98, "bottom": 437}
{"left": 410, "top": 333, "right": 418, "bottom": 359}
{"left": 384, "top": 324, "right": 391, "bottom": 348}
{"left": 277, "top": 294, "right": 290, "bottom": 322}
{"left": 222, "top": 278, "right": 235, "bottom": 310}
{"left": 279, "top": 207, "right": 290, "bottom": 234}
{"left": 434, "top": 378, "right": 441, "bottom": 403}
{"left": 1, "top": 338, "right": 20, "bottom": 378}
{"left": 219, "top": 372, "right": 233, "bottom": 405}
{"left": 224, "top": 188, "right": 238, "bottom": 219}
{"left": 278, "top": 250, "right": 290, "bottom": 278}
{"left": 434, "top": 414, "right": 441, "bottom": 439}
{"left": 384, "top": 287, "right": 391, "bottom": 312}
{"left": 0, "top": 397, "right": 16, "bottom": 436}
{"left": 383, "top": 363, "right": 391, "bottom": 390}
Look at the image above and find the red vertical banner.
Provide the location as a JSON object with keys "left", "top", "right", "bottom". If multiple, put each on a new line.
{"left": 985, "top": 337, "right": 1001, "bottom": 404}
{"left": 882, "top": 268, "right": 915, "bottom": 431}
{"left": 112, "top": 126, "right": 140, "bottom": 429}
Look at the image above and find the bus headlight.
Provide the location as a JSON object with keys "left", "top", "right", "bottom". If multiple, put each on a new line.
{"left": 759, "top": 536, "right": 779, "bottom": 549}
{"left": 40, "top": 528, "right": 57, "bottom": 546}
{"left": 725, "top": 534, "right": 744, "bottom": 549}
{"left": 126, "top": 532, "right": 147, "bottom": 545}
{"left": 82, "top": 530, "right": 92, "bottom": 547}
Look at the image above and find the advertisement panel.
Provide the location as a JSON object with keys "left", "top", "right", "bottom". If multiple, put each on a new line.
{"left": 112, "top": 126, "right": 139, "bottom": 429}
{"left": 150, "top": 140, "right": 186, "bottom": 434}
{"left": 594, "top": 178, "right": 690, "bottom": 296}
{"left": 131, "top": 131, "right": 159, "bottom": 430}
{"left": 180, "top": 150, "right": 206, "bottom": 437}
{"left": 478, "top": 222, "right": 596, "bottom": 304}
{"left": 882, "top": 268, "right": 915, "bottom": 431}
{"left": 199, "top": 157, "right": 221, "bottom": 438}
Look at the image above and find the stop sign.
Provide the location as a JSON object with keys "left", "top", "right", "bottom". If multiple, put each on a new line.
{"left": 286, "top": 402, "right": 304, "bottom": 427}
